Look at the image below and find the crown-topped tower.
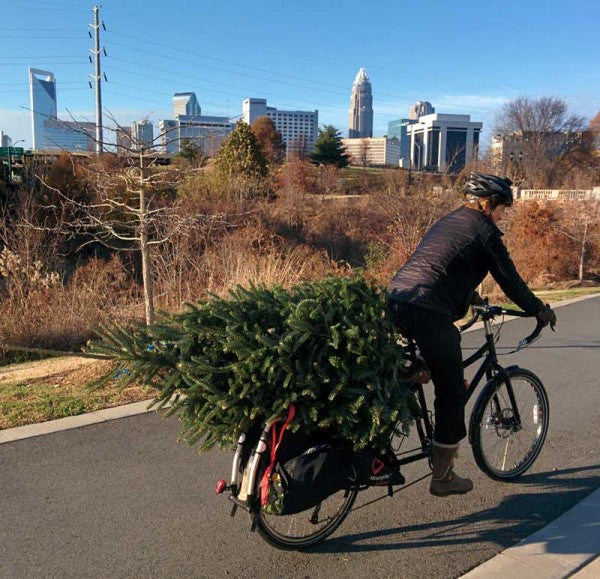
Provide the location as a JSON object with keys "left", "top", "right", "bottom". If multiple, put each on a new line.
{"left": 348, "top": 68, "right": 373, "bottom": 138}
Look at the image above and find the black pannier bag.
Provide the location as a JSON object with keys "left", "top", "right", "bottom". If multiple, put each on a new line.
{"left": 260, "top": 404, "right": 405, "bottom": 516}
{"left": 263, "top": 441, "right": 348, "bottom": 516}
{"left": 346, "top": 447, "right": 405, "bottom": 487}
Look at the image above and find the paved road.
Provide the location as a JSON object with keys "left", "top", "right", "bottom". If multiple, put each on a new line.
{"left": 1, "top": 297, "right": 599, "bottom": 578}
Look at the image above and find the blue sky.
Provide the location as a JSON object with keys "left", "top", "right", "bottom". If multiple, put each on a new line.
{"left": 1, "top": 0, "right": 598, "bottom": 148}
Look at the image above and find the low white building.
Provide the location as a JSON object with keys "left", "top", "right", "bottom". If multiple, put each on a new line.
{"left": 406, "top": 113, "right": 482, "bottom": 173}
{"left": 341, "top": 137, "right": 400, "bottom": 167}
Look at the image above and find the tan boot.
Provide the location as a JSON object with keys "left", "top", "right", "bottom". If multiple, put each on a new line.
{"left": 429, "top": 442, "right": 473, "bottom": 497}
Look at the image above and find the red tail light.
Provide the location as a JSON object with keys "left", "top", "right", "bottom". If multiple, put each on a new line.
{"left": 215, "top": 479, "right": 227, "bottom": 494}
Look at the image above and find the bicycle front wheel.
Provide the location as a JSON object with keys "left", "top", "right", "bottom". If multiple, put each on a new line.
{"left": 470, "top": 368, "right": 549, "bottom": 481}
{"left": 253, "top": 459, "right": 358, "bottom": 550}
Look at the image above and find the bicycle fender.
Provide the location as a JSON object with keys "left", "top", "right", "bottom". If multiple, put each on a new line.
{"left": 468, "top": 365, "right": 520, "bottom": 446}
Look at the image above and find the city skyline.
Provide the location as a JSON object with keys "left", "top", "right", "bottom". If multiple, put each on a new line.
{"left": 0, "top": 0, "right": 598, "bottom": 148}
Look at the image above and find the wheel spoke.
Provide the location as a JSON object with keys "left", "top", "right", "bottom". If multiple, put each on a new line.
{"left": 472, "top": 371, "right": 549, "bottom": 480}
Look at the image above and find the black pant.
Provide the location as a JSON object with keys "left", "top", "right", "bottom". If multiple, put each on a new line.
{"left": 389, "top": 301, "right": 466, "bottom": 445}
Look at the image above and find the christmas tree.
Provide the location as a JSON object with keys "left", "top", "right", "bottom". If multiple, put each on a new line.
{"left": 89, "top": 277, "right": 418, "bottom": 452}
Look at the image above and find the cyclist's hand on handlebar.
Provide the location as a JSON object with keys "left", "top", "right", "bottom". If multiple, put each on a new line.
{"left": 536, "top": 303, "right": 557, "bottom": 331}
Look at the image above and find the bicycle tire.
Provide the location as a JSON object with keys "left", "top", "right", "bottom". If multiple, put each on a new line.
{"left": 253, "top": 457, "right": 358, "bottom": 550}
{"left": 470, "top": 367, "right": 549, "bottom": 481}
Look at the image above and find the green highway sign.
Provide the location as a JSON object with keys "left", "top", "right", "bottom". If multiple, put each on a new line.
{"left": 0, "top": 147, "right": 24, "bottom": 157}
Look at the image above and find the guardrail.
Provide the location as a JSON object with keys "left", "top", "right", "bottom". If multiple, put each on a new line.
{"left": 519, "top": 189, "right": 600, "bottom": 201}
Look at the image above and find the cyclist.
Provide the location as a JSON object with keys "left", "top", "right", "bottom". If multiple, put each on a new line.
{"left": 388, "top": 172, "right": 557, "bottom": 497}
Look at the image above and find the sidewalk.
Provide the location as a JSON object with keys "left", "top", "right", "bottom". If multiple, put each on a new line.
{"left": 461, "top": 487, "right": 600, "bottom": 578}
{"left": 460, "top": 293, "right": 600, "bottom": 578}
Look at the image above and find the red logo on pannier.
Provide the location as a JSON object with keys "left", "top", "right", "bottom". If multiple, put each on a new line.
{"left": 371, "top": 458, "right": 385, "bottom": 476}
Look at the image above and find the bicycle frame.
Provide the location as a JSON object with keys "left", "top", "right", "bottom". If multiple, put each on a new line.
{"left": 394, "top": 314, "right": 519, "bottom": 466}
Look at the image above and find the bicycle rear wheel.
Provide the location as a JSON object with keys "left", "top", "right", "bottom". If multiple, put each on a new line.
{"left": 470, "top": 368, "right": 549, "bottom": 481}
{"left": 253, "top": 458, "right": 358, "bottom": 550}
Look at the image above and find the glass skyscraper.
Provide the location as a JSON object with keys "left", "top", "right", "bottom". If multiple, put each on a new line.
{"left": 29, "top": 68, "right": 94, "bottom": 151}
{"left": 173, "top": 92, "right": 201, "bottom": 118}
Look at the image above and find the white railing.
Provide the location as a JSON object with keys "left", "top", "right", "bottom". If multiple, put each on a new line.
{"left": 519, "top": 189, "right": 600, "bottom": 201}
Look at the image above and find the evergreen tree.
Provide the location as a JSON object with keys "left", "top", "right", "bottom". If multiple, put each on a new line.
{"left": 90, "top": 277, "right": 417, "bottom": 452}
{"left": 251, "top": 116, "right": 286, "bottom": 166}
{"left": 311, "top": 125, "right": 350, "bottom": 168}
{"left": 215, "top": 119, "right": 268, "bottom": 179}
{"left": 177, "top": 139, "right": 207, "bottom": 167}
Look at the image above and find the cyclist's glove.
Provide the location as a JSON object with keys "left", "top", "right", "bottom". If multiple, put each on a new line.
{"left": 536, "top": 303, "right": 557, "bottom": 331}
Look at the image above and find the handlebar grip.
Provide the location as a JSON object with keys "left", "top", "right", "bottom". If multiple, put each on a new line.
{"left": 458, "top": 310, "right": 480, "bottom": 332}
{"left": 518, "top": 319, "right": 544, "bottom": 350}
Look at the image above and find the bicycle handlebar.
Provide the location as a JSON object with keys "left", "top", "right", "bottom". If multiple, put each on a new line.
{"left": 459, "top": 305, "right": 544, "bottom": 351}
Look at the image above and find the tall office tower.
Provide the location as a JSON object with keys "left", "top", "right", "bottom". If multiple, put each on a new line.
{"left": 409, "top": 100, "right": 435, "bottom": 120}
{"left": 0, "top": 131, "right": 12, "bottom": 147}
{"left": 173, "top": 92, "right": 201, "bottom": 118}
{"left": 348, "top": 68, "right": 373, "bottom": 138}
{"left": 29, "top": 68, "right": 94, "bottom": 151}
{"left": 131, "top": 119, "right": 154, "bottom": 150}
{"left": 30, "top": 68, "right": 57, "bottom": 150}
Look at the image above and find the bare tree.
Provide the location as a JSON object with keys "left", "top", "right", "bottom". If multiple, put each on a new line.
{"left": 554, "top": 200, "right": 600, "bottom": 282}
{"left": 494, "top": 96, "right": 591, "bottom": 188}
{"left": 359, "top": 139, "right": 370, "bottom": 169}
{"left": 35, "top": 117, "right": 201, "bottom": 325}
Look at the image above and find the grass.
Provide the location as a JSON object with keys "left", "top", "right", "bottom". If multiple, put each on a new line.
{"left": 533, "top": 286, "right": 600, "bottom": 303}
{"left": 0, "top": 360, "right": 154, "bottom": 430}
{"left": 495, "top": 286, "right": 600, "bottom": 312}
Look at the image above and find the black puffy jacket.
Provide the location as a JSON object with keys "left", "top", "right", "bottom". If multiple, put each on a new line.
{"left": 389, "top": 206, "right": 544, "bottom": 321}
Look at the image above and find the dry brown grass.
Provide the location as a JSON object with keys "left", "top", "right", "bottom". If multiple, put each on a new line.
{"left": 2, "top": 160, "right": 598, "bottom": 368}
{"left": 0, "top": 255, "right": 141, "bottom": 364}
{"left": 0, "top": 358, "right": 153, "bottom": 429}
{"left": 200, "top": 225, "right": 331, "bottom": 296}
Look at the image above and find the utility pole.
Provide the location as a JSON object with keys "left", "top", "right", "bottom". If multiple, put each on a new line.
{"left": 89, "top": 5, "right": 106, "bottom": 154}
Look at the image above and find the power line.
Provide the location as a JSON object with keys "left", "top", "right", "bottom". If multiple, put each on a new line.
{"left": 0, "top": 56, "right": 88, "bottom": 60}
{"left": 0, "top": 35, "right": 85, "bottom": 39}
{"left": 0, "top": 27, "right": 83, "bottom": 31}
{"left": 103, "top": 34, "right": 502, "bottom": 115}
{"left": 102, "top": 10, "right": 492, "bottom": 94}
{"left": 105, "top": 30, "right": 356, "bottom": 94}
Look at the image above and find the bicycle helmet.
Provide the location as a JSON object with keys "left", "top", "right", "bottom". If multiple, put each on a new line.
{"left": 462, "top": 172, "right": 514, "bottom": 207}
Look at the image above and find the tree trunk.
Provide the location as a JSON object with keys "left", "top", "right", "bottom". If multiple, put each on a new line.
{"left": 578, "top": 218, "right": 588, "bottom": 283}
{"left": 139, "top": 152, "right": 155, "bottom": 325}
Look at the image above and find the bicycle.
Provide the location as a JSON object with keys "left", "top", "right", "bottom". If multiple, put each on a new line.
{"left": 215, "top": 303, "right": 550, "bottom": 550}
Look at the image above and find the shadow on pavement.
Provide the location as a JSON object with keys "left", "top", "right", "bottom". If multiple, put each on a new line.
{"left": 309, "top": 464, "right": 600, "bottom": 554}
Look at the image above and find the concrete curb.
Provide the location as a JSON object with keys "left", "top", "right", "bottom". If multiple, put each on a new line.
{"left": 461, "top": 487, "right": 600, "bottom": 578}
{"left": 0, "top": 399, "right": 156, "bottom": 444}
